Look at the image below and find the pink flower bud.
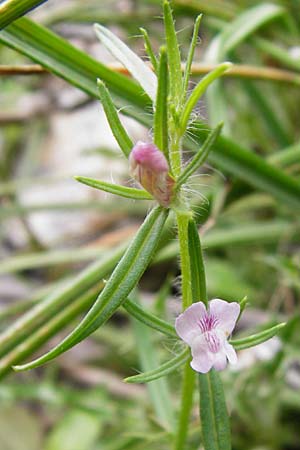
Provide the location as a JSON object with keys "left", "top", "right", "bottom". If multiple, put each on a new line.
{"left": 129, "top": 141, "right": 174, "bottom": 207}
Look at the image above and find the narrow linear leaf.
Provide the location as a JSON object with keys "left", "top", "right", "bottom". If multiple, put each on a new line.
{"left": 75, "top": 176, "right": 153, "bottom": 200}
{"left": 163, "top": 0, "right": 182, "bottom": 109}
{"left": 14, "top": 207, "right": 168, "bottom": 371}
{"left": 0, "top": 18, "right": 149, "bottom": 113}
{"left": 0, "top": 0, "right": 47, "bottom": 29}
{"left": 199, "top": 370, "right": 231, "bottom": 450}
{"left": 188, "top": 219, "right": 207, "bottom": 305}
{"left": 0, "top": 245, "right": 125, "bottom": 359}
{"left": 221, "top": 4, "right": 285, "bottom": 55}
{"left": 140, "top": 27, "right": 158, "bottom": 73}
{"left": 182, "top": 14, "right": 202, "bottom": 99}
{"left": 189, "top": 123, "right": 300, "bottom": 209}
{"left": 97, "top": 80, "right": 133, "bottom": 157}
{"left": 177, "top": 122, "right": 223, "bottom": 187}
{"left": 131, "top": 303, "right": 174, "bottom": 430}
{"left": 231, "top": 322, "right": 286, "bottom": 351}
{"left": 0, "top": 289, "right": 99, "bottom": 379}
{"left": 180, "top": 63, "right": 231, "bottom": 135}
{"left": 94, "top": 23, "right": 157, "bottom": 102}
{"left": 154, "top": 47, "right": 169, "bottom": 157}
{"left": 205, "top": 3, "right": 285, "bottom": 129}
{"left": 125, "top": 348, "right": 190, "bottom": 383}
{"left": 123, "top": 298, "right": 177, "bottom": 338}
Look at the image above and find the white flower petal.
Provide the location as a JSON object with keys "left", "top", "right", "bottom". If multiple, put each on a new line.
{"left": 224, "top": 341, "right": 238, "bottom": 365}
{"left": 175, "top": 302, "right": 206, "bottom": 346}
{"left": 209, "top": 298, "right": 240, "bottom": 335}
{"left": 212, "top": 351, "right": 227, "bottom": 371}
{"left": 190, "top": 335, "right": 214, "bottom": 373}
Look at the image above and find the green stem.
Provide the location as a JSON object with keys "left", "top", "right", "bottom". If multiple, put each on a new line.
{"left": 176, "top": 210, "right": 193, "bottom": 309}
{"left": 174, "top": 361, "right": 196, "bottom": 450}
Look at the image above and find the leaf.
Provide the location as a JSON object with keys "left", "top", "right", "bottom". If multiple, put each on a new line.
{"left": 97, "top": 80, "right": 133, "bottom": 157}
{"left": 140, "top": 27, "right": 158, "bottom": 73}
{"left": 205, "top": 3, "right": 286, "bottom": 128}
{"left": 182, "top": 14, "right": 202, "bottom": 99}
{"left": 177, "top": 122, "right": 223, "bottom": 187}
{"left": 189, "top": 123, "right": 300, "bottom": 209}
{"left": 221, "top": 4, "right": 285, "bottom": 56}
{"left": 13, "top": 207, "right": 168, "bottom": 371}
{"left": 75, "top": 176, "right": 153, "bottom": 200}
{"left": 94, "top": 23, "right": 157, "bottom": 102}
{"left": 155, "top": 220, "right": 298, "bottom": 265}
{"left": 0, "top": 0, "right": 47, "bottom": 29}
{"left": 123, "top": 298, "right": 177, "bottom": 338}
{"left": 199, "top": 370, "right": 231, "bottom": 450}
{"left": 180, "top": 63, "right": 231, "bottom": 135}
{"left": 131, "top": 299, "right": 174, "bottom": 430}
{"left": 188, "top": 219, "right": 207, "bottom": 304}
{"left": 125, "top": 348, "right": 190, "bottom": 383}
{"left": 0, "top": 289, "right": 98, "bottom": 379}
{"left": 0, "top": 18, "right": 149, "bottom": 114}
{"left": 163, "top": 0, "right": 183, "bottom": 109}
{"left": 231, "top": 322, "right": 286, "bottom": 351}
{"left": 0, "top": 245, "right": 125, "bottom": 359}
{"left": 154, "top": 47, "right": 169, "bottom": 157}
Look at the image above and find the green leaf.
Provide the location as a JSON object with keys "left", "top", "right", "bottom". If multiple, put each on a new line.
{"left": 182, "top": 14, "right": 202, "bottom": 99}
{"left": 124, "top": 348, "right": 190, "bottom": 383}
{"left": 220, "top": 4, "right": 285, "bottom": 56}
{"left": 188, "top": 219, "right": 207, "bottom": 305}
{"left": 205, "top": 3, "right": 286, "bottom": 129}
{"left": 0, "top": 0, "right": 46, "bottom": 29}
{"left": 13, "top": 207, "right": 168, "bottom": 371}
{"left": 94, "top": 23, "right": 157, "bottom": 102}
{"left": 180, "top": 63, "right": 231, "bottom": 135}
{"left": 190, "top": 123, "right": 300, "bottom": 209}
{"left": 123, "top": 298, "right": 176, "bottom": 338}
{"left": 177, "top": 122, "right": 223, "bottom": 187}
{"left": 231, "top": 322, "right": 286, "bottom": 351}
{"left": 75, "top": 176, "right": 153, "bottom": 200}
{"left": 97, "top": 80, "right": 133, "bottom": 157}
{"left": 140, "top": 27, "right": 158, "bottom": 73}
{"left": 0, "top": 18, "right": 149, "bottom": 114}
{"left": 0, "top": 245, "right": 125, "bottom": 359}
{"left": 0, "top": 288, "right": 98, "bottom": 379}
{"left": 154, "top": 47, "right": 169, "bottom": 157}
{"left": 131, "top": 299, "right": 174, "bottom": 430}
{"left": 163, "top": 0, "right": 183, "bottom": 109}
{"left": 199, "top": 370, "right": 231, "bottom": 450}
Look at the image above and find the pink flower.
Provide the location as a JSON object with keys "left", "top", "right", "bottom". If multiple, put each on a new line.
{"left": 175, "top": 299, "right": 240, "bottom": 373}
{"left": 129, "top": 141, "right": 174, "bottom": 207}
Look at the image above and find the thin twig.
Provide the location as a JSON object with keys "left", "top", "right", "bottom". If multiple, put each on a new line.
{"left": 1, "top": 62, "right": 300, "bottom": 86}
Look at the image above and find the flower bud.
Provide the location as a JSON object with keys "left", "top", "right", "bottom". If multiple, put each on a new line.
{"left": 129, "top": 141, "right": 174, "bottom": 207}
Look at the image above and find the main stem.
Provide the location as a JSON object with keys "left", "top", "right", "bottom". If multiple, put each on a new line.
{"left": 174, "top": 209, "right": 194, "bottom": 450}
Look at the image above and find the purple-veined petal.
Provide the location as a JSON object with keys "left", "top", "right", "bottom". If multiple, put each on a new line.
{"left": 209, "top": 298, "right": 240, "bottom": 336}
{"left": 175, "top": 302, "right": 207, "bottom": 346}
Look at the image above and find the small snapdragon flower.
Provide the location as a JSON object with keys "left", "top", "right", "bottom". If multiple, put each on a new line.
{"left": 129, "top": 141, "right": 174, "bottom": 207}
{"left": 175, "top": 299, "right": 240, "bottom": 373}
